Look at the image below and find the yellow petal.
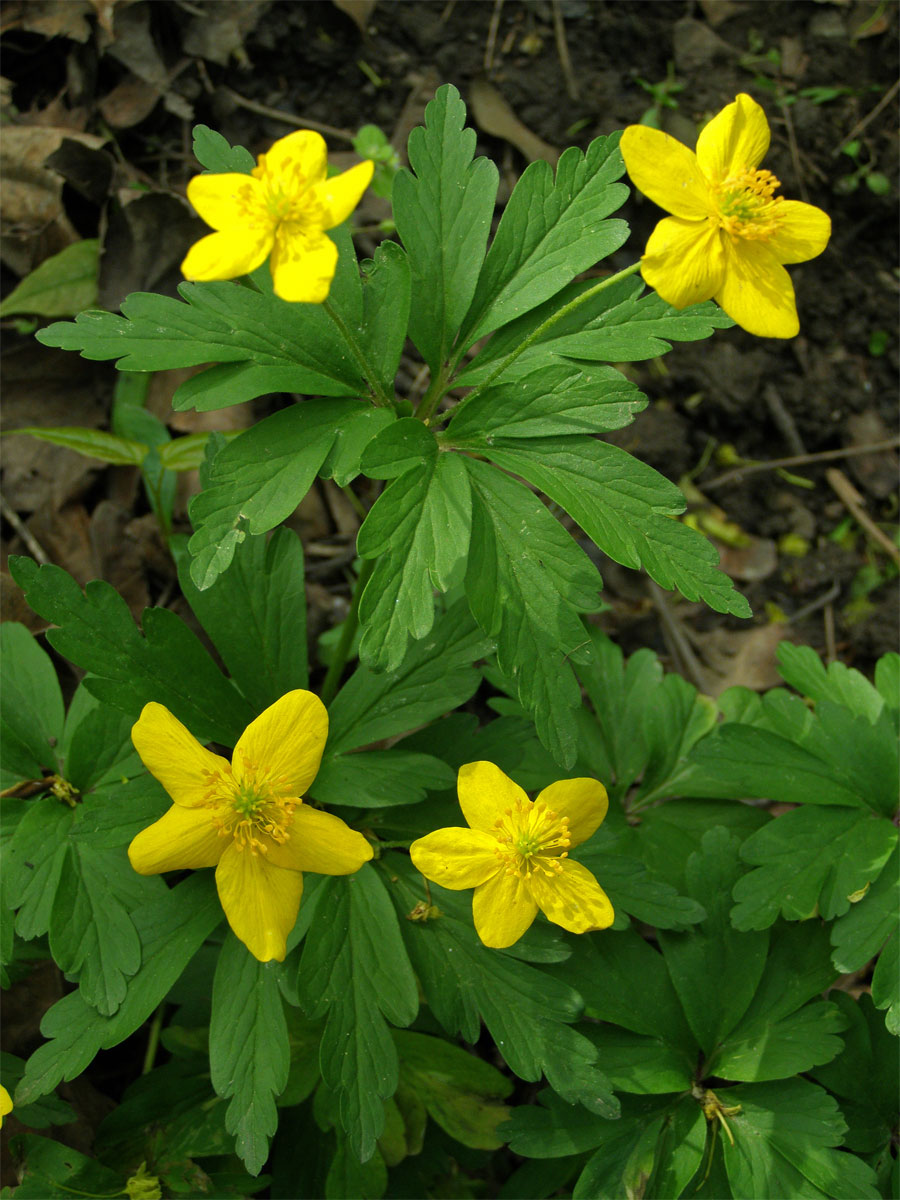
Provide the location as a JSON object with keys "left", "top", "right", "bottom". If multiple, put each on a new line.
{"left": 620, "top": 125, "right": 710, "bottom": 219}
{"left": 535, "top": 778, "right": 608, "bottom": 848}
{"left": 261, "top": 129, "right": 328, "bottom": 191}
{"left": 641, "top": 216, "right": 726, "bottom": 309}
{"left": 472, "top": 870, "right": 539, "bottom": 948}
{"left": 457, "top": 761, "right": 530, "bottom": 834}
{"left": 233, "top": 690, "right": 328, "bottom": 796}
{"left": 696, "top": 93, "right": 770, "bottom": 183}
{"left": 181, "top": 229, "right": 272, "bottom": 282}
{"left": 716, "top": 239, "right": 799, "bottom": 338}
{"left": 131, "top": 703, "right": 233, "bottom": 808}
{"left": 128, "top": 804, "right": 224, "bottom": 874}
{"left": 186, "top": 172, "right": 265, "bottom": 231}
{"left": 215, "top": 843, "right": 303, "bottom": 962}
{"left": 270, "top": 227, "right": 338, "bottom": 303}
{"left": 529, "top": 859, "right": 614, "bottom": 934}
{"left": 268, "top": 804, "right": 373, "bottom": 874}
{"left": 410, "top": 827, "right": 502, "bottom": 889}
{"left": 315, "top": 159, "right": 375, "bottom": 229}
{"left": 767, "top": 200, "right": 831, "bottom": 265}
{"left": 0, "top": 1085, "right": 13, "bottom": 1127}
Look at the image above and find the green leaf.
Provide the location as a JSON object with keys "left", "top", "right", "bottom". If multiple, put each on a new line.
{"left": 5, "top": 799, "right": 73, "bottom": 940}
{"left": 69, "top": 775, "right": 169, "bottom": 848}
{"left": 62, "top": 693, "right": 136, "bottom": 792}
{"left": 575, "top": 850, "right": 706, "bottom": 931}
{"left": 309, "top": 750, "right": 453, "bottom": 808}
{"left": 358, "top": 453, "right": 471, "bottom": 671}
{"left": 156, "top": 430, "right": 241, "bottom": 471}
{"left": 15, "top": 874, "right": 221, "bottom": 1106}
{"left": 395, "top": 1031, "right": 512, "bottom": 1150}
{"left": 187, "top": 400, "right": 364, "bottom": 589}
{"left": 810, "top": 992, "right": 899, "bottom": 1154}
{"left": 8, "top": 1134, "right": 124, "bottom": 1199}
{"left": 37, "top": 280, "right": 367, "bottom": 400}
{"left": 8, "top": 557, "right": 253, "bottom": 747}
{"left": 389, "top": 857, "right": 619, "bottom": 1118}
{"left": 319, "top": 407, "right": 397, "bottom": 486}
{"left": 464, "top": 456, "right": 602, "bottom": 767}
{"left": 457, "top": 134, "right": 628, "bottom": 349}
{"left": 731, "top": 805, "right": 897, "bottom": 929}
{"left": 547, "top": 927, "right": 695, "bottom": 1052}
{"left": 870, "top": 926, "right": 898, "bottom": 1035}
{"left": 712, "top": 922, "right": 844, "bottom": 1081}
{"left": 48, "top": 843, "right": 158, "bottom": 1016}
{"left": 210, "top": 934, "right": 290, "bottom": 1174}
{"left": 579, "top": 1024, "right": 694, "bottom": 1094}
{"left": 776, "top": 642, "right": 887, "bottom": 723}
{"left": 658, "top": 828, "right": 770, "bottom": 1057}
{"left": 359, "top": 416, "right": 437, "bottom": 479}
{"left": 875, "top": 652, "right": 899, "bottom": 710}
{"left": 326, "top": 600, "right": 490, "bottom": 753}
{"left": 444, "top": 362, "right": 647, "bottom": 441}
{"left": 172, "top": 362, "right": 329, "bottom": 414}
{"left": 0, "top": 623, "right": 64, "bottom": 779}
{"left": 720, "top": 1078, "right": 880, "bottom": 1200}
{"left": 179, "top": 527, "right": 308, "bottom": 709}
{"left": 192, "top": 123, "right": 255, "bottom": 173}
{"left": 393, "top": 84, "right": 498, "bottom": 371}
{"left": 0, "top": 239, "right": 98, "bottom": 318}
{"left": 2, "top": 426, "right": 146, "bottom": 465}
{"left": 360, "top": 241, "right": 411, "bottom": 394}
{"left": 297, "top": 867, "right": 418, "bottom": 1161}
{"left": 455, "top": 276, "right": 733, "bottom": 386}
{"left": 482, "top": 438, "right": 750, "bottom": 617}
{"left": 830, "top": 844, "right": 898, "bottom": 972}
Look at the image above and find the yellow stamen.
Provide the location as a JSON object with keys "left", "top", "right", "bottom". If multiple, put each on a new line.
{"left": 491, "top": 799, "right": 572, "bottom": 879}
{"left": 712, "top": 167, "right": 783, "bottom": 241}
{"left": 201, "top": 753, "right": 297, "bottom": 856}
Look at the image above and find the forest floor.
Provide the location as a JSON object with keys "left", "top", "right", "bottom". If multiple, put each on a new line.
{"left": 0, "top": 0, "right": 898, "bottom": 1183}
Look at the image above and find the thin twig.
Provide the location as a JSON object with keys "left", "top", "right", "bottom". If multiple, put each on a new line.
{"left": 778, "top": 99, "right": 808, "bottom": 203}
{"left": 647, "top": 580, "right": 711, "bottom": 693}
{"left": 223, "top": 88, "right": 355, "bottom": 142}
{"left": 484, "top": 0, "right": 504, "bottom": 72}
{"left": 703, "top": 438, "right": 900, "bottom": 489}
{"left": 791, "top": 581, "right": 841, "bottom": 623}
{"left": 0, "top": 491, "right": 49, "bottom": 563}
{"left": 833, "top": 78, "right": 900, "bottom": 157}
{"left": 552, "top": 0, "right": 580, "bottom": 101}
{"left": 826, "top": 467, "right": 900, "bottom": 566}
{"left": 765, "top": 385, "right": 806, "bottom": 456}
{"left": 824, "top": 602, "right": 836, "bottom": 665}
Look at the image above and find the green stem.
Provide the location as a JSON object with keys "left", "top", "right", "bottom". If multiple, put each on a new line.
{"left": 442, "top": 261, "right": 643, "bottom": 425}
{"left": 415, "top": 361, "right": 453, "bottom": 426}
{"left": 323, "top": 299, "right": 394, "bottom": 409}
{"left": 320, "top": 558, "right": 375, "bottom": 706}
{"left": 141, "top": 1003, "right": 165, "bottom": 1075}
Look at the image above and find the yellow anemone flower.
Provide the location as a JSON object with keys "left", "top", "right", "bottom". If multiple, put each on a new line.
{"left": 128, "top": 690, "right": 372, "bottom": 962}
{"left": 0, "top": 1085, "right": 11, "bottom": 1127}
{"left": 410, "top": 762, "right": 614, "bottom": 948}
{"left": 181, "top": 130, "right": 374, "bottom": 304}
{"left": 620, "top": 93, "right": 831, "bottom": 338}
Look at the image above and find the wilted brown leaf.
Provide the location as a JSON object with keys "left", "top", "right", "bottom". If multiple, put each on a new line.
{"left": 332, "top": 0, "right": 377, "bottom": 35}
{"left": 470, "top": 78, "right": 559, "bottom": 165}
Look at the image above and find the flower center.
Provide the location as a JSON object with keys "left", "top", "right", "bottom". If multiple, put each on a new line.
{"left": 712, "top": 167, "right": 783, "bottom": 241}
{"left": 492, "top": 800, "right": 572, "bottom": 880}
{"left": 203, "top": 750, "right": 297, "bottom": 855}
{"left": 250, "top": 156, "right": 325, "bottom": 230}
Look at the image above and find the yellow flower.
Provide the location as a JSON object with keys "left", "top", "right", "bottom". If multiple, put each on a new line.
{"left": 410, "top": 762, "right": 614, "bottom": 949}
{"left": 0, "top": 1085, "right": 11, "bottom": 1127}
{"left": 181, "top": 130, "right": 374, "bottom": 303}
{"left": 620, "top": 93, "right": 831, "bottom": 338}
{"left": 128, "top": 691, "right": 372, "bottom": 962}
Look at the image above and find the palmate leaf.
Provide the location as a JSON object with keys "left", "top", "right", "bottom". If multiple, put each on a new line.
{"left": 464, "top": 457, "right": 602, "bottom": 767}
{"left": 730, "top": 805, "right": 898, "bottom": 930}
{"left": 357, "top": 425, "right": 471, "bottom": 671}
{"left": 393, "top": 84, "right": 498, "bottom": 372}
{"left": 719, "top": 1078, "right": 880, "bottom": 1200}
{"left": 388, "top": 856, "right": 619, "bottom": 1119}
{"left": 178, "top": 527, "right": 309, "bottom": 711}
{"left": 480, "top": 438, "right": 749, "bottom": 617}
{"left": 8, "top": 557, "right": 253, "bottom": 746}
{"left": 830, "top": 847, "right": 899, "bottom": 1034}
{"left": 455, "top": 275, "right": 733, "bottom": 386}
{"left": 209, "top": 934, "right": 290, "bottom": 1175}
{"left": 296, "top": 866, "right": 419, "bottom": 1162}
{"left": 16, "top": 875, "right": 221, "bottom": 1106}
{"left": 0, "top": 623, "right": 65, "bottom": 780}
{"left": 454, "top": 134, "right": 629, "bottom": 351}
{"left": 186, "top": 399, "right": 367, "bottom": 589}
{"left": 359, "top": 240, "right": 411, "bottom": 396}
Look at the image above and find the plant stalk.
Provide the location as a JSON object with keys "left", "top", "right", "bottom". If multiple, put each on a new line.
{"left": 320, "top": 557, "right": 375, "bottom": 706}
{"left": 323, "top": 299, "right": 394, "bottom": 409}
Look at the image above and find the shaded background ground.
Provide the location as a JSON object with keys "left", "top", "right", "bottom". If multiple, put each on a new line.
{"left": 0, "top": 0, "right": 898, "bottom": 1189}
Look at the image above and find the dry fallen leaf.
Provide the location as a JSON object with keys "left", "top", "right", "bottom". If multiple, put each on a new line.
{"left": 470, "top": 77, "right": 559, "bottom": 166}
{"left": 0, "top": 0, "right": 94, "bottom": 42}
{"left": 332, "top": 0, "right": 377, "bottom": 35}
